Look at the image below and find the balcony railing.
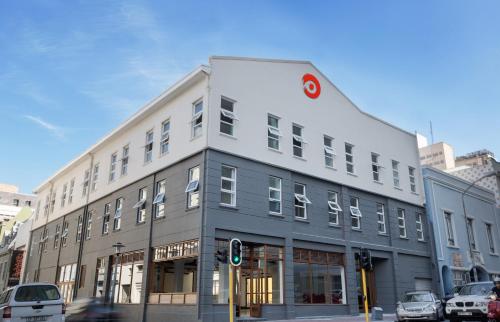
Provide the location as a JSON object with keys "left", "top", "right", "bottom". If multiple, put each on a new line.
{"left": 149, "top": 292, "right": 197, "bottom": 305}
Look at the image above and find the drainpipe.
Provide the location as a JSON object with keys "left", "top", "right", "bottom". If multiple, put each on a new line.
{"left": 34, "top": 181, "right": 54, "bottom": 282}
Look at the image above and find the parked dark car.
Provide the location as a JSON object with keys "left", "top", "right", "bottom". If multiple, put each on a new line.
{"left": 65, "top": 297, "right": 123, "bottom": 322}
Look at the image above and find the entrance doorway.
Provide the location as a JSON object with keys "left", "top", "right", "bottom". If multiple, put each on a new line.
{"left": 356, "top": 256, "right": 376, "bottom": 310}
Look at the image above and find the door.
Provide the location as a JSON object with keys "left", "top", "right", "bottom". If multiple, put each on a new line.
{"left": 247, "top": 269, "right": 263, "bottom": 318}
{"left": 357, "top": 269, "right": 376, "bottom": 310}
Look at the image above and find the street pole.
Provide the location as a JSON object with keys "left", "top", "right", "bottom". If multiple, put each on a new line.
{"left": 229, "top": 264, "right": 234, "bottom": 322}
{"left": 361, "top": 268, "right": 370, "bottom": 322}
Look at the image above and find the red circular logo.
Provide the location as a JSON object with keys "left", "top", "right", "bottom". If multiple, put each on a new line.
{"left": 302, "top": 73, "right": 321, "bottom": 99}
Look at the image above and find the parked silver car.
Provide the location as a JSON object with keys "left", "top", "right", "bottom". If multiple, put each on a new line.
{"left": 397, "top": 291, "right": 444, "bottom": 322}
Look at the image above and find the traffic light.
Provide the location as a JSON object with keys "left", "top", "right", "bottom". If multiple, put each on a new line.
{"left": 360, "top": 248, "right": 373, "bottom": 271}
{"left": 229, "top": 238, "right": 242, "bottom": 266}
{"left": 216, "top": 249, "right": 228, "bottom": 264}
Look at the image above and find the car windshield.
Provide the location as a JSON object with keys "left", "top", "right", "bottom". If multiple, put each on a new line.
{"left": 14, "top": 285, "right": 60, "bottom": 302}
{"left": 459, "top": 284, "right": 490, "bottom": 296}
{"left": 403, "top": 293, "right": 433, "bottom": 302}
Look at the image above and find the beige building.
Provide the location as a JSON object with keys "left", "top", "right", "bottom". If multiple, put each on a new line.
{"left": 455, "top": 149, "right": 495, "bottom": 168}
{"left": 419, "top": 141, "right": 456, "bottom": 171}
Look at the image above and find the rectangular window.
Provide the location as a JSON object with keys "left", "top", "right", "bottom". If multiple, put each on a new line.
{"left": 102, "top": 203, "right": 110, "bottom": 235}
{"left": 466, "top": 218, "right": 476, "bottom": 250}
{"left": 61, "top": 221, "right": 68, "bottom": 247}
{"left": 192, "top": 100, "right": 203, "bottom": 138}
{"left": 160, "top": 120, "right": 170, "bottom": 156}
{"left": 109, "top": 153, "right": 117, "bottom": 182}
{"left": 111, "top": 251, "right": 144, "bottom": 304}
{"left": 68, "top": 178, "right": 75, "bottom": 204}
{"left": 416, "top": 213, "right": 424, "bottom": 241}
{"left": 349, "top": 197, "right": 362, "bottom": 230}
{"left": 345, "top": 143, "right": 354, "bottom": 174}
{"left": 220, "top": 97, "right": 237, "bottom": 136}
{"left": 392, "top": 160, "right": 400, "bottom": 187}
{"left": 269, "top": 176, "right": 282, "bottom": 214}
{"left": 134, "top": 188, "right": 147, "bottom": 223}
{"left": 153, "top": 180, "right": 166, "bottom": 218}
{"left": 328, "top": 191, "right": 342, "bottom": 226}
{"left": 377, "top": 203, "right": 386, "bottom": 234}
{"left": 267, "top": 114, "right": 281, "bottom": 150}
{"left": 397, "top": 208, "right": 407, "bottom": 238}
{"left": 121, "top": 145, "right": 129, "bottom": 176}
{"left": 371, "top": 153, "right": 381, "bottom": 182}
{"left": 186, "top": 166, "right": 200, "bottom": 208}
{"left": 35, "top": 200, "right": 41, "bottom": 221}
{"left": 76, "top": 215, "right": 83, "bottom": 242}
{"left": 409, "top": 166, "right": 416, "bottom": 193}
{"left": 486, "top": 223, "right": 496, "bottom": 253}
{"left": 324, "top": 136, "right": 335, "bottom": 168}
{"left": 144, "top": 130, "right": 154, "bottom": 163}
{"left": 82, "top": 169, "right": 90, "bottom": 197}
{"left": 292, "top": 124, "right": 306, "bottom": 158}
{"left": 61, "top": 184, "right": 67, "bottom": 208}
{"left": 57, "top": 263, "right": 77, "bottom": 304}
{"left": 294, "top": 183, "right": 311, "bottom": 219}
{"left": 91, "top": 163, "right": 99, "bottom": 191}
{"left": 86, "top": 211, "right": 93, "bottom": 240}
{"left": 43, "top": 195, "right": 50, "bottom": 217}
{"left": 50, "top": 191, "right": 56, "bottom": 214}
{"left": 220, "top": 165, "right": 236, "bottom": 206}
{"left": 54, "top": 224, "right": 60, "bottom": 249}
{"left": 113, "top": 198, "right": 123, "bottom": 230}
{"left": 444, "top": 211, "right": 455, "bottom": 246}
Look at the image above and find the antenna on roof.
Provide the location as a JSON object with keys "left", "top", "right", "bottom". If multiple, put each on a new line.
{"left": 429, "top": 120, "right": 434, "bottom": 144}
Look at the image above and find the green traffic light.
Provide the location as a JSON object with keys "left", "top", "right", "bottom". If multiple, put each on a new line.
{"left": 233, "top": 256, "right": 240, "bottom": 263}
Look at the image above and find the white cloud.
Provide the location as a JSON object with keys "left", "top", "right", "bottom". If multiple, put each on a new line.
{"left": 23, "top": 115, "right": 65, "bottom": 140}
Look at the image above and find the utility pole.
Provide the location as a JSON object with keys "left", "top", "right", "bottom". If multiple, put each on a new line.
{"left": 229, "top": 238, "right": 242, "bottom": 322}
{"left": 359, "top": 248, "right": 373, "bottom": 322}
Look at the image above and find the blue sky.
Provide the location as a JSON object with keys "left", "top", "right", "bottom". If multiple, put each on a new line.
{"left": 1, "top": 0, "right": 499, "bottom": 193}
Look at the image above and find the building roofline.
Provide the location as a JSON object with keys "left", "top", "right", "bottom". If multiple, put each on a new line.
{"left": 34, "top": 65, "right": 210, "bottom": 193}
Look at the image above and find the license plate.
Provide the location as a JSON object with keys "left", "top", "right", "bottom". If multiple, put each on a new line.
{"left": 23, "top": 316, "right": 48, "bottom": 322}
{"left": 458, "top": 312, "right": 472, "bottom": 316}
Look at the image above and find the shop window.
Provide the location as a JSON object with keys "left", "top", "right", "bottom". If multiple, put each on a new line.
{"left": 111, "top": 251, "right": 144, "bottom": 304}
{"left": 57, "top": 263, "right": 77, "bottom": 303}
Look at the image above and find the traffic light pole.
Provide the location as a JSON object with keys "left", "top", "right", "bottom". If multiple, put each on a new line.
{"left": 229, "top": 264, "right": 234, "bottom": 322}
{"left": 361, "top": 267, "right": 370, "bottom": 322}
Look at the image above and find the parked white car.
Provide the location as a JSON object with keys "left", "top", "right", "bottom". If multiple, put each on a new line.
{"left": 0, "top": 283, "right": 65, "bottom": 322}
{"left": 445, "top": 282, "right": 491, "bottom": 322}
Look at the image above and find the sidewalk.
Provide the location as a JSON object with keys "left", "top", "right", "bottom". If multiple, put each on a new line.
{"left": 267, "top": 313, "right": 397, "bottom": 322}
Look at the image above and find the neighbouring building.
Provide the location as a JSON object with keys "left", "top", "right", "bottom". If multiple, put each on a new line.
{"left": 418, "top": 142, "right": 456, "bottom": 171}
{"left": 24, "top": 57, "right": 437, "bottom": 322}
{"left": 422, "top": 166, "right": 500, "bottom": 296}
{"left": 455, "top": 149, "right": 495, "bottom": 168}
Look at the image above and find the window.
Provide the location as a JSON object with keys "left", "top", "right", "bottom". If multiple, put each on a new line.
{"left": 121, "top": 145, "right": 129, "bottom": 176}
{"left": 35, "top": 200, "right": 41, "bottom": 220}
{"left": 220, "top": 165, "right": 236, "bottom": 206}
{"left": 328, "top": 191, "right": 342, "bottom": 226}
{"left": 25, "top": 200, "right": 31, "bottom": 207}
{"left": 486, "top": 223, "right": 496, "bottom": 254}
{"left": 294, "top": 183, "right": 311, "bottom": 219}
{"left": 109, "top": 153, "right": 117, "bottom": 182}
{"left": 377, "top": 203, "right": 386, "bottom": 234}
{"left": 86, "top": 211, "right": 93, "bottom": 240}
{"left": 292, "top": 124, "right": 306, "bottom": 158}
{"left": 113, "top": 198, "right": 123, "bottom": 231}
{"left": 220, "top": 97, "right": 237, "bottom": 136}
{"left": 102, "top": 203, "right": 110, "bottom": 235}
{"left": 54, "top": 224, "right": 60, "bottom": 249}
{"left": 50, "top": 191, "right": 56, "bottom": 214}
{"left": 82, "top": 170, "right": 90, "bottom": 197}
{"left": 392, "top": 160, "right": 400, "bottom": 188}
{"left": 186, "top": 166, "right": 200, "bottom": 208}
{"left": 94, "top": 258, "right": 106, "bottom": 298}
{"left": 57, "top": 263, "right": 77, "bottom": 303}
{"left": 345, "top": 143, "right": 354, "bottom": 174}
{"left": 269, "top": 176, "right": 282, "bottom": 214}
{"left": 192, "top": 100, "right": 203, "bottom": 138}
{"left": 76, "top": 215, "right": 83, "bottom": 242}
{"left": 416, "top": 213, "right": 424, "bottom": 241}
{"left": 444, "top": 211, "right": 455, "bottom": 246}
{"left": 144, "top": 130, "right": 154, "bottom": 163}
{"left": 371, "top": 153, "right": 381, "bottom": 182}
{"left": 68, "top": 178, "right": 75, "bottom": 204}
{"left": 39, "top": 228, "right": 48, "bottom": 254}
{"left": 160, "top": 120, "right": 170, "bottom": 156}
{"left": 111, "top": 251, "right": 144, "bottom": 304}
{"left": 349, "top": 197, "right": 362, "bottom": 230}
{"left": 267, "top": 114, "right": 281, "bottom": 150}
{"left": 397, "top": 208, "right": 407, "bottom": 238}
{"left": 134, "top": 188, "right": 147, "bottom": 223}
{"left": 12, "top": 199, "right": 19, "bottom": 206}
{"left": 91, "top": 163, "right": 99, "bottom": 191}
{"left": 153, "top": 180, "right": 166, "bottom": 218}
{"left": 409, "top": 166, "right": 416, "bottom": 193}
{"left": 43, "top": 195, "right": 50, "bottom": 217}
{"left": 324, "top": 136, "right": 335, "bottom": 168}
{"left": 466, "top": 218, "right": 476, "bottom": 250}
{"left": 61, "top": 221, "right": 69, "bottom": 247}
{"left": 61, "top": 184, "right": 67, "bottom": 207}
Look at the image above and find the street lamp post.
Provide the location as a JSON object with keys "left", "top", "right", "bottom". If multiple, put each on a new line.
{"left": 461, "top": 170, "right": 500, "bottom": 282}
{"left": 110, "top": 242, "right": 125, "bottom": 307}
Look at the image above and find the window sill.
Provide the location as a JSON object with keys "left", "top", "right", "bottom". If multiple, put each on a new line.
{"left": 113, "top": 229, "right": 121, "bottom": 232}
{"left": 351, "top": 228, "right": 362, "bottom": 232}
{"left": 325, "top": 166, "right": 337, "bottom": 171}
{"left": 219, "top": 204, "right": 238, "bottom": 210}
{"left": 373, "top": 180, "right": 383, "bottom": 185}
{"left": 219, "top": 132, "right": 237, "bottom": 140}
{"left": 447, "top": 245, "right": 460, "bottom": 249}
{"left": 186, "top": 205, "right": 200, "bottom": 211}
{"left": 136, "top": 221, "right": 146, "bottom": 226}
{"left": 269, "top": 212, "right": 284, "bottom": 218}
{"left": 268, "top": 147, "right": 283, "bottom": 154}
{"left": 328, "top": 223, "right": 340, "bottom": 228}
{"left": 154, "top": 216, "right": 166, "bottom": 221}
{"left": 378, "top": 232, "right": 388, "bottom": 237}
{"left": 394, "top": 186, "right": 403, "bottom": 191}
{"left": 417, "top": 239, "right": 426, "bottom": 243}
{"left": 293, "top": 155, "right": 307, "bottom": 162}
{"left": 399, "top": 236, "right": 409, "bottom": 240}
{"left": 346, "top": 172, "right": 357, "bottom": 177}
{"left": 294, "top": 217, "right": 309, "bottom": 223}
{"left": 489, "top": 253, "right": 499, "bottom": 257}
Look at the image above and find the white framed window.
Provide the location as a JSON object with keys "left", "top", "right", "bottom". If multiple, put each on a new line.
{"left": 54, "top": 224, "right": 60, "bottom": 249}
{"left": 268, "top": 176, "right": 282, "bottom": 214}
{"left": 466, "top": 218, "right": 477, "bottom": 250}
{"left": 91, "top": 163, "right": 99, "bottom": 191}
{"left": 144, "top": 130, "right": 154, "bottom": 163}
{"left": 371, "top": 153, "right": 382, "bottom": 182}
{"left": 153, "top": 180, "right": 166, "bottom": 218}
{"left": 220, "top": 97, "right": 237, "bottom": 136}
{"left": 267, "top": 114, "right": 281, "bottom": 150}
{"left": 50, "top": 191, "right": 56, "bottom": 214}
{"left": 377, "top": 203, "right": 386, "bottom": 234}
{"left": 186, "top": 166, "right": 200, "bottom": 208}
{"left": 109, "top": 153, "right": 117, "bottom": 182}
{"left": 121, "top": 145, "right": 129, "bottom": 176}
{"left": 444, "top": 211, "right": 455, "bottom": 246}
{"left": 82, "top": 170, "right": 90, "bottom": 197}
{"left": 68, "top": 178, "right": 75, "bottom": 204}
{"left": 102, "top": 203, "right": 110, "bottom": 235}
{"left": 486, "top": 223, "right": 496, "bottom": 254}
{"left": 61, "top": 183, "right": 67, "bottom": 208}
{"left": 392, "top": 160, "right": 400, "bottom": 188}
{"left": 134, "top": 188, "right": 147, "bottom": 223}
{"left": 160, "top": 120, "right": 170, "bottom": 156}
{"left": 328, "top": 191, "right": 342, "bottom": 226}
{"left": 416, "top": 213, "right": 424, "bottom": 241}
{"left": 294, "top": 183, "right": 311, "bottom": 219}
{"left": 292, "top": 124, "right": 306, "bottom": 158}
{"left": 349, "top": 197, "right": 362, "bottom": 230}
{"left": 43, "top": 195, "right": 50, "bottom": 217}
{"left": 192, "top": 100, "right": 203, "bottom": 138}
{"left": 409, "top": 166, "right": 416, "bottom": 193}
{"left": 86, "top": 211, "right": 93, "bottom": 240}
{"left": 324, "top": 136, "right": 335, "bottom": 168}
{"left": 76, "top": 215, "right": 83, "bottom": 242}
{"left": 397, "top": 208, "right": 407, "bottom": 238}
{"left": 113, "top": 198, "right": 123, "bottom": 231}
{"left": 220, "top": 165, "right": 236, "bottom": 206}
{"left": 345, "top": 143, "right": 354, "bottom": 174}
